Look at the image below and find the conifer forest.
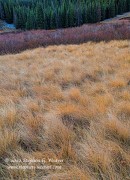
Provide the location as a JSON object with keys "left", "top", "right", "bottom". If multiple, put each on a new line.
{"left": 0, "top": 0, "right": 130, "bottom": 30}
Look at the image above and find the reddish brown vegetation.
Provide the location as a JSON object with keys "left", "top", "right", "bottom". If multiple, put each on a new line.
{"left": 0, "top": 20, "right": 130, "bottom": 54}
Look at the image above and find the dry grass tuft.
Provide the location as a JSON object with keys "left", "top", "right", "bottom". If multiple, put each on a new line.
{"left": 104, "top": 118, "right": 130, "bottom": 144}
{"left": 117, "top": 102, "right": 130, "bottom": 120}
{"left": 0, "top": 130, "right": 18, "bottom": 157}
{"left": 109, "top": 79, "right": 126, "bottom": 89}
{"left": 68, "top": 87, "right": 81, "bottom": 102}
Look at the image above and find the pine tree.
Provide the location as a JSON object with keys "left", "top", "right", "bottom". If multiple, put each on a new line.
{"left": 3, "top": 0, "right": 13, "bottom": 23}
{"left": 0, "top": 2, "right": 5, "bottom": 20}
{"left": 109, "top": 0, "right": 116, "bottom": 18}
{"left": 26, "top": 10, "right": 36, "bottom": 30}
{"left": 36, "top": 3, "right": 44, "bottom": 29}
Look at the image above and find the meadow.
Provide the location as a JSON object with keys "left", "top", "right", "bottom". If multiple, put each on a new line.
{"left": 0, "top": 40, "right": 130, "bottom": 179}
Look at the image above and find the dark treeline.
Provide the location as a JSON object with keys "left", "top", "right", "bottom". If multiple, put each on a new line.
{"left": 0, "top": 0, "right": 130, "bottom": 30}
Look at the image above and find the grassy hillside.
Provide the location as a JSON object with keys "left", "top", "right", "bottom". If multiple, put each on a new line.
{"left": 0, "top": 40, "right": 130, "bottom": 179}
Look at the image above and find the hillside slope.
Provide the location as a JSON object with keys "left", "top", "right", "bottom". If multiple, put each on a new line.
{"left": 102, "top": 11, "right": 130, "bottom": 23}
{"left": 0, "top": 20, "right": 130, "bottom": 55}
{"left": 0, "top": 40, "right": 130, "bottom": 179}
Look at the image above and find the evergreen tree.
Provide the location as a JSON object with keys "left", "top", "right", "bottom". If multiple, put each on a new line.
{"left": 109, "top": 0, "right": 116, "bottom": 18}
{"left": 36, "top": 3, "right": 44, "bottom": 29}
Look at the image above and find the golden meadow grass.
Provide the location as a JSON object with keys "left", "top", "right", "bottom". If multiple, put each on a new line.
{"left": 0, "top": 40, "right": 130, "bottom": 179}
